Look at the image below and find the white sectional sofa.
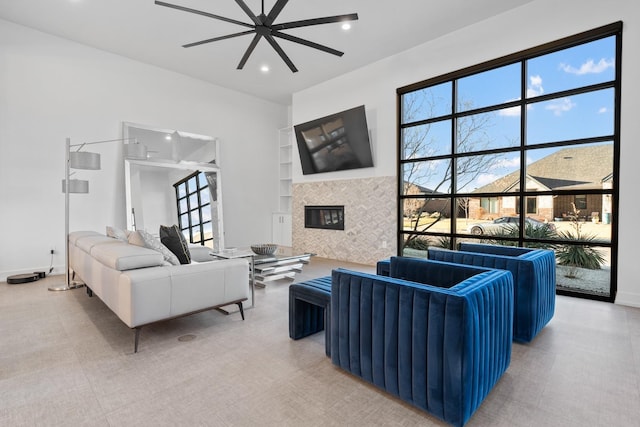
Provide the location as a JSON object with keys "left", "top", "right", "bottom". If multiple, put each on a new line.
{"left": 68, "top": 230, "right": 250, "bottom": 352}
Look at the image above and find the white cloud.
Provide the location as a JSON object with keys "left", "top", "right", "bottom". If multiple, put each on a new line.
{"left": 528, "top": 75, "right": 544, "bottom": 97}
{"left": 598, "top": 107, "right": 608, "bottom": 114}
{"left": 545, "top": 98, "right": 576, "bottom": 116}
{"left": 499, "top": 105, "right": 521, "bottom": 117}
{"left": 560, "top": 58, "right": 614, "bottom": 75}
{"left": 476, "top": 173, "right": 501, "bottom": 186}
{"left": 490, "top": 156, "right": 520, "bottom": 170}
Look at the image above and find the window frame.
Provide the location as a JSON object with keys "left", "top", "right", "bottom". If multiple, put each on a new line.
{"left": 396, "top": 22, "right": 622, "bottom": 302}
{"left": 174, "top": 170, "right": 213, "bottom": 247}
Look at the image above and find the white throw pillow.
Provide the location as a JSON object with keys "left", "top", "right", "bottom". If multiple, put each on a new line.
{"left": 128, "top": 230, "right": 180, "bottom": 266}
{"left": 106, "top": 226, "right": 129, "bottom": 242}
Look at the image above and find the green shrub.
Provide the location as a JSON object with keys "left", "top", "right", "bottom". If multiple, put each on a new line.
{"left": 487, "top": 222, "right": 557, "bottom": 249}
{"left": 435, "top": 236, "right": 451, "bottom": 249}
{"left": 556, "top": 230, "right": 605, "bottom": 270}
{"left": 404, "top": 237, "right": 431, "bottom": 251}
{"left": 555, "top": 203, "right": 605, "bottom": 270}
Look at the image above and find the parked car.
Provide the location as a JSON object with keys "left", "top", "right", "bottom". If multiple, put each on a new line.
{"left": 467, "top": 216, "right": 556, "bottom": 235}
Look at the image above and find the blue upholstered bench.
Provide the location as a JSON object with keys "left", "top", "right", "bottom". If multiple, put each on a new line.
{"left": 288, "top": 276, "right": 332, "bottom": 356}
{"left": 332, "top": 257, "right": 514, "bottom": 427}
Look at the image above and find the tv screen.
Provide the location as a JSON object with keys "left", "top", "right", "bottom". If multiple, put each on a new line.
{"left": 294, "top": 105, "right": 373, "bottom": 175}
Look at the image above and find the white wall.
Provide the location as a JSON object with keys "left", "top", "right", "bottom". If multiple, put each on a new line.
{"left": 292, "top": 0, "right": 640, "bottom": 307}
{"left": 0, "top": 19, "right": 288, "bottom": 279}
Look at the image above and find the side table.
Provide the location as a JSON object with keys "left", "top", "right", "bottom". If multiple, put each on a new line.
{"left": 253, "top": 252, "right": 312, "bottom": 287}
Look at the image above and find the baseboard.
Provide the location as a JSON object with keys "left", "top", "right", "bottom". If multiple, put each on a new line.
{"left": 614, "top": 291, "right": 640, "bottom": 308}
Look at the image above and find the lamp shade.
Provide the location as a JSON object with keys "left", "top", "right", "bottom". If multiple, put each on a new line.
{"left": 125, "top": 143, "right": 148, "bottom": 160}
{"left": 62, "top": 179, "right": 89, "bottom": 194}
{"left": 70, "top": 151, "right": 101, "bottom": 170}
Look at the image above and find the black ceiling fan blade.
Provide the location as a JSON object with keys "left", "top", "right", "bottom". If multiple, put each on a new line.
{"left": 183, "top": 30, "right": 256, "bottom": 48}
{"left": 272, "top": 31, "right": 343, "bottom": 56}
{"left": 265, "top": 0, "right": 289, "bottom": 26}
{"left": 265, "top": 35, "right": 298, "bottom": 73}
{"left": 155, "top": 1, "right": 254, "bottom": 29}
{"left": 237, "top": 33, "right": 263, "bottom": 70}
{"left": 272, "top": 13, "right": 358, "bottom": 31}
{"left": 234, "top": 0, "right": 262, "bottom": 25}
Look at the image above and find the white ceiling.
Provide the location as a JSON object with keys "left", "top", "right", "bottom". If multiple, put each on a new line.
{"left": 0, "top": 0, "right": 534, "bottom": 105}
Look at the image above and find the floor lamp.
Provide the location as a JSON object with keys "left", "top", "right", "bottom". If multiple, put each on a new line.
{"left": 48, "top": 137, "right": 148, "bottom": 292}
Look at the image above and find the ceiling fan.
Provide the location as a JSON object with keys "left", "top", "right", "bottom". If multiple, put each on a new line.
{"left": 155, "top": 0, "right": 358, "bottom": 73}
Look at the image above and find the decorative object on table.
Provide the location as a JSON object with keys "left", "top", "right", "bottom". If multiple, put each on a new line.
{"left": 48, "top": 137, "right": 148, "bottom": 292}
{"left": 154, "top": 0, "right": 358, "bottom": 73}
{"left": 251, "top": 243, "right": 278, "bottom": 255}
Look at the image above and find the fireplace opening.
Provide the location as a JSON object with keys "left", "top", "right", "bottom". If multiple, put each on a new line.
{"left": 305, "top": 205, "right": 344, "bottom": 230}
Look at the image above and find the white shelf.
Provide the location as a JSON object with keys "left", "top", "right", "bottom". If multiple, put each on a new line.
{"left": 277, "top": 127, "right": 293, "bottom": 214}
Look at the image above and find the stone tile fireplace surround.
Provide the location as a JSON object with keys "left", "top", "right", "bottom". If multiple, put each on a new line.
{"left": 292, "top": 176, "right": 396, "bottom": 265}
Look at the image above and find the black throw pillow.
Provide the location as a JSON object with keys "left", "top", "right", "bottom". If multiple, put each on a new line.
{"left": 159, "top": 225, "right": 191, "bottom": 264}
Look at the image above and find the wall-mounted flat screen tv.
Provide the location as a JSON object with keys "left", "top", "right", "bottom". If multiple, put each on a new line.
{"left": 294, "top": 105, "right": 373, "bottom": 175}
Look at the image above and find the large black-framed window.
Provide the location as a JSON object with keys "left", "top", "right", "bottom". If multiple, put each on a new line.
{"left": 174, "top": 171, "right": 213, "bottom": 248}
{"left": 397, "top": 22, "right": 621, "bottom": 302}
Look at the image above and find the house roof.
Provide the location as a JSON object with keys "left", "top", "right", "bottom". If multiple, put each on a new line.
{"left": 473, "top": 144, "right": 613, "bottom": 193}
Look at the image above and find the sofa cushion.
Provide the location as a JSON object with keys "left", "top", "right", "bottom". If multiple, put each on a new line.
{"left": 76, "top": 234, "right": 121, "bottom": 253}
{"left": 91, "top": 241, "right": 164, "bottom": 271}
{"left": 159, "top": 225, "right": 191, "bottom": 264}
{"left": 129, "top": 230, "right": 180, "bottom": 266}
{"left": 69, "top": 230, "right": 101, "bottom": 245}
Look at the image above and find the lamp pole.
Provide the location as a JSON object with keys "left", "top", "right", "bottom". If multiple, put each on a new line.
{"left": 49, "top": 138, "right": 80, "bottom": 291}
{"left": 48, "top": 137, "right": 146, "bottom": 291}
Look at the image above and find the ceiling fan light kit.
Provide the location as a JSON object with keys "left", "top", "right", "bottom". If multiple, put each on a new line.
{"left": 155, "top": 0, "right": 358, "bottom": 72}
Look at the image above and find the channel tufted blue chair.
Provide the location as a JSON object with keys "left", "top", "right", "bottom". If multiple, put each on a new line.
{"left": 332, "top": 257, "right": 514, "bottom": 427}
{"left": 427, "top": 243, "right": 556, "bottom": 343}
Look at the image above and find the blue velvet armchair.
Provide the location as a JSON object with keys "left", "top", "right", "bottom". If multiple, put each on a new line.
{"left": 427, "top": 243, "right": 556, "bottom": 342}
{"left": 332, "top": 257, "right": 514, "bottom": 427}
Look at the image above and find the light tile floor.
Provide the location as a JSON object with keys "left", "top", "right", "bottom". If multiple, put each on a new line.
{"left": 1, "top": 257, "right": 639, "bottom": 426}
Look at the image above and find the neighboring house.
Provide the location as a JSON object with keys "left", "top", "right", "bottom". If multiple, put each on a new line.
{"left": 402, "top": 182, "right": 452, "bottom": 217}
{"left": 468, "top": 145, "right": 613, "bottom": 222}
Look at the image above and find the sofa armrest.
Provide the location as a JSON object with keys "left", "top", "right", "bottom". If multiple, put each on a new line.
{"left": 188, "top": 244, "right": 215, "bottom": 263}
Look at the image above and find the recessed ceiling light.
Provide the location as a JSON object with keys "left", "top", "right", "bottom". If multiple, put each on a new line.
{"left": 341, "top": 23, "right": 352, "bottom": 31}
{"left": 165, "top": 134, "right": 172, "bottom": 141}
{"left": 260, "top": 65, "right": 270, "bottom": 73}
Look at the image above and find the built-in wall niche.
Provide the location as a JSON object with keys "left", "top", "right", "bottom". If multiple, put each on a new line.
{"left": 304, "top": 205, "right": 344, "bottom": 230}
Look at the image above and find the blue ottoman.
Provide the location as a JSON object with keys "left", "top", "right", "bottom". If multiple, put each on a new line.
{"left": 288, "top": 276, "right": 332, "bottom": 356}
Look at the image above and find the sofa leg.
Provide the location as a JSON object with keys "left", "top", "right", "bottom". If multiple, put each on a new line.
{"left": 86, "top": 286, "right": 93, "bottom": 297}
{"left": 236, "top": 302, "right": 245, "bottom": 320}
{"left": 134, "top": 327, "right": 142, "bottom": 353}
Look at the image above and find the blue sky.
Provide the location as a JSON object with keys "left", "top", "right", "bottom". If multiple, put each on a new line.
{"left": 403, "top": 35, "right": 616, "bottom": 193}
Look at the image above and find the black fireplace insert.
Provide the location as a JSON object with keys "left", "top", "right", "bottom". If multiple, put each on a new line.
{"left": 304, "top": 205, "right": 344, "bottom": 230}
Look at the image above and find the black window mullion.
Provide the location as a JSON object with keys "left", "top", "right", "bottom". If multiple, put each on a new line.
{"left": 397, "top": 23, "right": 620, "bottom": 302}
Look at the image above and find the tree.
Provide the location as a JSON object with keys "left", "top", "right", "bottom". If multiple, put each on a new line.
{"left": 401, "top": 91, "right": 507, "bottom": 249}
